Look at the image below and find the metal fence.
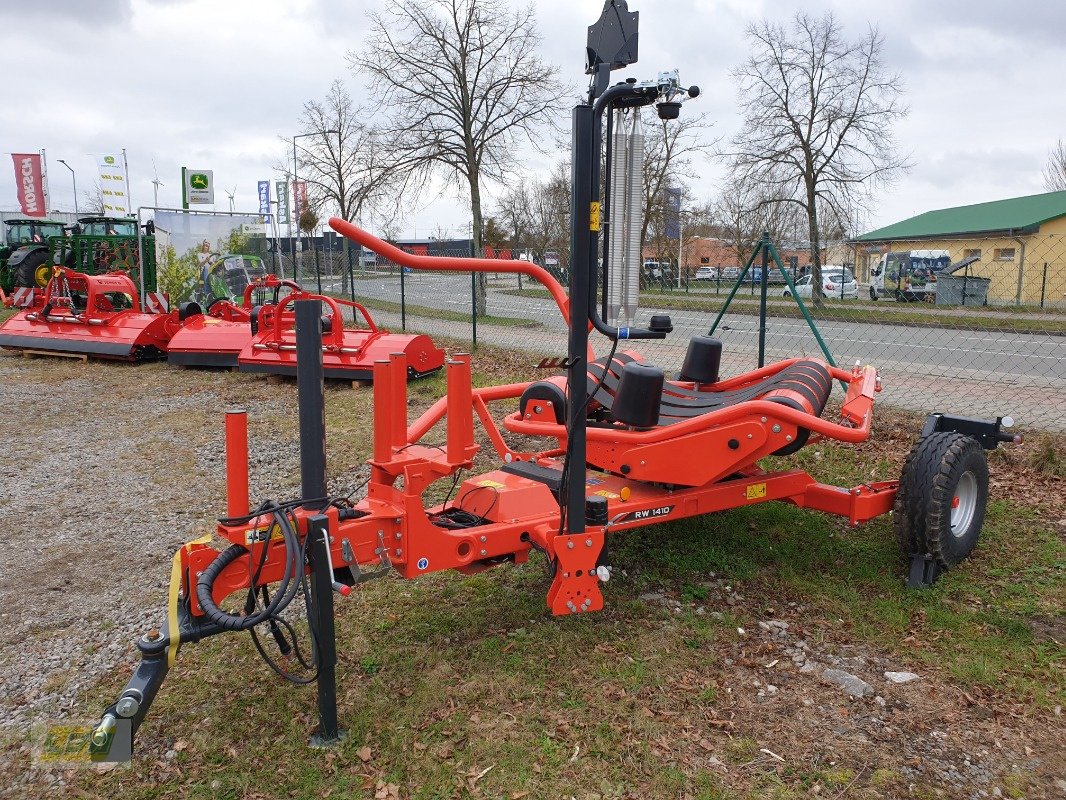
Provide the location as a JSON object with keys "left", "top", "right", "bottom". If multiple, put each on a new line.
{"left": 294, "top": 237, "right": 1065, "bottom": 432}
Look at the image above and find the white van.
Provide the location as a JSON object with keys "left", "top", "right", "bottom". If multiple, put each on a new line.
{"left": 870, "top": 250, "right": 951, "bottom": 301}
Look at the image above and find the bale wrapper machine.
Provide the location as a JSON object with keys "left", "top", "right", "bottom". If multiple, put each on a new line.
{"left": 92, "top": 1, "right": 1016, "bottom": 759}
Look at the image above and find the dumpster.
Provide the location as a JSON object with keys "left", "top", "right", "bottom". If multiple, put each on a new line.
{"left": 936, "top": 273, "right": 990, "bottom": 306}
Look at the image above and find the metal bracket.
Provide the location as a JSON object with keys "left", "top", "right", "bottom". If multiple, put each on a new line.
{"left": 906, "top": 553, "right": 944, "bottom": 589}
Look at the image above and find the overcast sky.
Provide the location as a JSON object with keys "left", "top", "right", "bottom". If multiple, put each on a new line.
{"left": 1, "top": 0, "right": 1062, "bottom": 238}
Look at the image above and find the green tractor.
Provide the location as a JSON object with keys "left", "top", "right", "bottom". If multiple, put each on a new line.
{"left": 0, "top": 218, "right": 68, "bottom": 293}
{"left": 2, "top": 215, "right": 158, "bottom": 293}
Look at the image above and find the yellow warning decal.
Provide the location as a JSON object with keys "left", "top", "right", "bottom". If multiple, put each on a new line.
{"left": 477, "top": 479, "right": 506, "bottom": 488}
{"left": 594, "top": 490, "right": 619, "bottom": 499}
{"left": 589, "top": 201, "right": 601, "bottom": 231}
{"left": 746, "top": 482, "right": 767, "bottom": 500}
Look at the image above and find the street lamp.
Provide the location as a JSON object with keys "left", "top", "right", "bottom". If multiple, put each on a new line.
{"left": 57, "top": 159, "right": 78, "bottom": 215}
{"left": 292, "top": 129, "right": 339, "bottom": 290}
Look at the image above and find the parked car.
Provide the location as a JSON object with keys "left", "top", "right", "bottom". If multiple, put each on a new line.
{"left": 783, "top": 268, "right": 858, "bottom": 299}
{"left": 719, "top": 266, "right": 742, "bottom": 281}
{"left": 693, "top": 265, "right": 716, "bottom": 281}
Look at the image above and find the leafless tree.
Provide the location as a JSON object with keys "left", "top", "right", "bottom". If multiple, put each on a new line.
{"left": 81, "top": 179, "right": 106, "bottom": 215}
{"left": 1043, "top": 139, "right": 1066, "bottom": 192}
{"left": 714, "top": 180, "right": 805, "bottom": 269}
{"left": 293, "top": 80, "right": 401, "bottom": 225}
{"left": 638, "top": 112, "right": 714, "bottom": 260}
{"left": 727, "top": 12, "right": 908, "bottom": 304}
{"left": 350, "top": 0, "right": 563, "bottom": 315}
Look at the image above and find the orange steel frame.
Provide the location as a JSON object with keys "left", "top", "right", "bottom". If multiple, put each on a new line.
{"left": 182, "top": 344, "right": 894, "bottom": 618}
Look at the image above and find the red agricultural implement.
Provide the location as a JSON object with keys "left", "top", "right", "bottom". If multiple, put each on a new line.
{"left": 0, "top": 267, "right": 175, "bottom": 360}
{"left": 167, "top": 273, "right": 446, "bottom": 380}
{"left": 91, "top": 3, "right": 1017, "bottom": 761}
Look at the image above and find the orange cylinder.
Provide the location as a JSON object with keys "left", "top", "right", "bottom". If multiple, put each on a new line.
{"left": 389, "top": 352, "right": 408, "bottom": 449}
{"left": 224, "top": 409, "right": 249, "bottom": 518}
{"left": 446, "top": 354, "right": 474, "bottom": 464}
{"left": 373, "top": 360, "right": 392, "bottom": 462}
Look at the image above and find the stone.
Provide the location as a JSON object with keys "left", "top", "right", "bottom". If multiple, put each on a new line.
{"left": 884, "top": 671, "right": 920, "bottom": 684}
{"left": 821, "top": 668, "right": 874, "bottom": 698}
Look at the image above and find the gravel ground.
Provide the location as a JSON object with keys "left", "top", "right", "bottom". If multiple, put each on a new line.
{"left": 0, "top": 356, "right": 311, "bottom": 734}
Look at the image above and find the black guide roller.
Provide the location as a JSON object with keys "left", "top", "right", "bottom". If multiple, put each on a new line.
{"left": 612, "top": 362, "right": 664, "bottom": 428}
{"left": 680, "top": 336, "right": 723, "bottom": 385}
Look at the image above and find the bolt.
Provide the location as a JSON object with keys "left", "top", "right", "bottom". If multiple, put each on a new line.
{"left": 534, "top": 405, "right": 542, "bottom": 413}
{"left": 116, "top": 696, "right": 140, "bottom": 718}
{"left": 145, "top": 629, "right": 162, "bottom": 642}
{"left": 567, "top": 601, "right": 577, "bottom": 611}
{"left": 395, "top": 548, "right": 403, "bottom": 556}
{"left": 786, "top": 435, "right": 793, "bottom": 442}
{"left": 480, "top": 549, "right": 487, "bottom": 556}
{"left": 567, "top": 540, "right": 575, "bottom": 549}
{"left": 761, "top": 416, "right": 767, "bottom": 423}
{"left": 772, "top": 424, "right": 781, "bottom": 433}
{"left": 747, "top": 433, "right": 753, "bottom": 439}
{"left": 585, "top": 538, "right": 593, "bottom": 547}
{"left": 395, "top": 532, "right": 402, "bottom": 540}
{"left": 480, "top": 535, "right": 487, "bottom": 542}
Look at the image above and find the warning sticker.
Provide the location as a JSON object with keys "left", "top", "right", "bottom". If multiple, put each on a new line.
{"left": 746, "top": 483, "right": 768, "bottom": 500}
{"left": 477, "top": 479, "right": 506, "bottom": 489}
{"left": 594, "top": 490, "right": 619, "bottom": 499}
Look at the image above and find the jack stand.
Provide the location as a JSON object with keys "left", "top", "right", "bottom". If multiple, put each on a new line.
{"left": 906, "top": 553, "right": 944, "bottom": 589}
{"left": 308, "top": 514, "right": 347, "bottom": 748}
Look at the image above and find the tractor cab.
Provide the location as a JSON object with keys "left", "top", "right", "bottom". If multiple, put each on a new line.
{"left": 199, "top": 254, "right": 269, "bottom": 303}
{"left": 75, "top": 216, "right": 139, "bottom": 238}
{"left": 3, "top": 218, "right": 67, "bottom": 249}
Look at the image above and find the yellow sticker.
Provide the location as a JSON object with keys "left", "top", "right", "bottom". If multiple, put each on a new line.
{"left": 594, "top": 490, "right": 619, "bottom": 499}
{"left": 589, "top": 201, "right": 601, "bottom": 231}
{"left": 746, "top": 482, "right": 767, "bottom": 500}
{"left": 477, "top": 479, "right": 506, "bottom": 489}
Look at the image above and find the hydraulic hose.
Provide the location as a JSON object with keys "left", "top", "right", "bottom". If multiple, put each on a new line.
{"left": 195, "top": 508, "right": 302, "bottom": 632}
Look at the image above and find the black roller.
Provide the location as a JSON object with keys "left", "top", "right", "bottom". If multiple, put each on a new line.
{"left": 680, "top": 336, "right": 722, "bottom": 384}
{"left": 612, "top": 363, "right": 664, "bottom": 428}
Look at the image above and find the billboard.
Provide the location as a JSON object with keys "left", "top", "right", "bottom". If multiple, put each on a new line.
{"left": 183, "top": 168, "right": 214, "bottom": 205}
{"left": 153, "top": 210, "right": 267, "bottom": 305}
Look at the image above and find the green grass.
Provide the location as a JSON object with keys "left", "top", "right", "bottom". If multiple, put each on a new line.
{"left": 0, "top": 307, "right": 14, "bottom": 325}
{"left": 502, "top": 287, "right": 1066, "bottom": 334}
{"left": 330, "top": 292, "right": 541, "bottom": 329}
{"left": 13, "top": 354, "right": 1059, "bottom": 800}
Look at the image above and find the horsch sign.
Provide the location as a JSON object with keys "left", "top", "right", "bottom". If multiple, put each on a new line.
{"left": 12, "top": 153, "right": 46, "bottom": 218}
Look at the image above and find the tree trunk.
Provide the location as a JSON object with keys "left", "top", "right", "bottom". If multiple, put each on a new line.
{"left": 469, "top": 169, "right": 488, "bottom": 317}
{"left": 806, "top": 184, "right": 824, "bottom": 309}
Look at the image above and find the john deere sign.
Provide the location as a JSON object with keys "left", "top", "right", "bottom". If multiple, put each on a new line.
{"left": 181, "top": 167, "right": 214, "bottom": 207}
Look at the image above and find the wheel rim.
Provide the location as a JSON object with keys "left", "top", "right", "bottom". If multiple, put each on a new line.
{"left": 950, "top": 471, "right": 978, "bottom": 538}
{"left": 34, "top": 265, "right": 51, "bottom": 287}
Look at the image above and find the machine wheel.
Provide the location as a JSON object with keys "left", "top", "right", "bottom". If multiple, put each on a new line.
{"left": 869, "top": 287, "right": 878, "bottom": 300}
{"left": 14, "top": 249, "right": 52, "bottom": 288}
{"left": 178, "top": 301, "right": 203, "bottom": 322}
{"left": 894, "top": 432, "right": 988, "bottom": 568}
{"left": 205, "top": 296, "right": 229, "bottom": 316}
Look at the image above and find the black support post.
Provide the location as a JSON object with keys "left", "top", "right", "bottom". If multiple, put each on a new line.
{"left": 757, "top": 232, "right": 770, "bottom": 368}
{"left": 295, "top": 299, "right": 327, "bottom": 510}
{"left": 566, "top": 104, "right": 595, "bottom": 536}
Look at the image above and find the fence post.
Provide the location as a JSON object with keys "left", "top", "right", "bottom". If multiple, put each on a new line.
{"left": 757, "top": 232, "right": 770, "bottom": 368}
{"left": 400, "top": 262, "right": 406, "bottom": 331}
{"left": 1041, "top": 262, "right": 1048, "bottom": 309}
{"left": 470, "top": 240, "right": 478, "bottom": 349}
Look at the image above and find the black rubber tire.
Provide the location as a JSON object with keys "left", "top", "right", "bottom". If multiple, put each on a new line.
{"left": 249, "top": 304, "right": 263, "bottom": 335}
{"left": 14, "top": 249, "right": 51, "bottom": 288}
{"left": 205, "top": 296, "right": 229, "bottom": 315}
{"left": 178, "top": 301, "right": 203, "bottom": 322}
{"left": 894, "top": 432, "right": 988, "bottom": 568}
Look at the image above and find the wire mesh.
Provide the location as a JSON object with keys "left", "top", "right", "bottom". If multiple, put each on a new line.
{"left": 301, "top": 235, "right": 1064, "bottom": 432}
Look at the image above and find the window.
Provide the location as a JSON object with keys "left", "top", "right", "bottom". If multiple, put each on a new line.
{"left": 963, "top": 248, "right": 981, "bottom": 259}
{"left": 993, "top": 248, "right": 1015, "bottom": 261}
{"left": 700, "top": 257, "right": 710, "bottom": 264}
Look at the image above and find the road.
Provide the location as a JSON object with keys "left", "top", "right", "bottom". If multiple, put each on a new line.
{"left": 327, "top": 272, "right": 1066, "bottom": 430}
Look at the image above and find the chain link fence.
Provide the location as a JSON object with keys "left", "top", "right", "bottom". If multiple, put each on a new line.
{"left": 296, "top": 236, "right": 1065, "bottom": 432}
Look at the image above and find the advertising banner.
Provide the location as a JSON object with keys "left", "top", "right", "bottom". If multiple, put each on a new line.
{"left": 664, "top": 185, "right": 681, "bottom": 241}
{"left": 11, "top": 153, "right": 45, "bottom": 218}
{"left": 275, "top": 179, "right": 290, "bottom": 225}
{"left": 98, "top": 154, "right": 129, "bottom": 216}
{"left": 257, "top": 181, "right": 270, "bottom": 216}
{"left": 153, "top": 210, "right": 268, "bottom": 305}
{"left": 183, "top": 168, "right": 214, "bottom": 205}
{"left": 293, "top": 181, "right": 308, "bottom": 218}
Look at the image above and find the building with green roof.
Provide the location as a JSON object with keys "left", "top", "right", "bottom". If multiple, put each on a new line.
{"left": 852, "top": 191, "right": 1066, "bottom": 306}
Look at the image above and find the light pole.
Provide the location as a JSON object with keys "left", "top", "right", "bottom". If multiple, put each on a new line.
{"left": 292, "top": 129, "right": 339, "bottom": 286}
{"left": 57, "top": 159, "right": 78, "bottom": 214}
